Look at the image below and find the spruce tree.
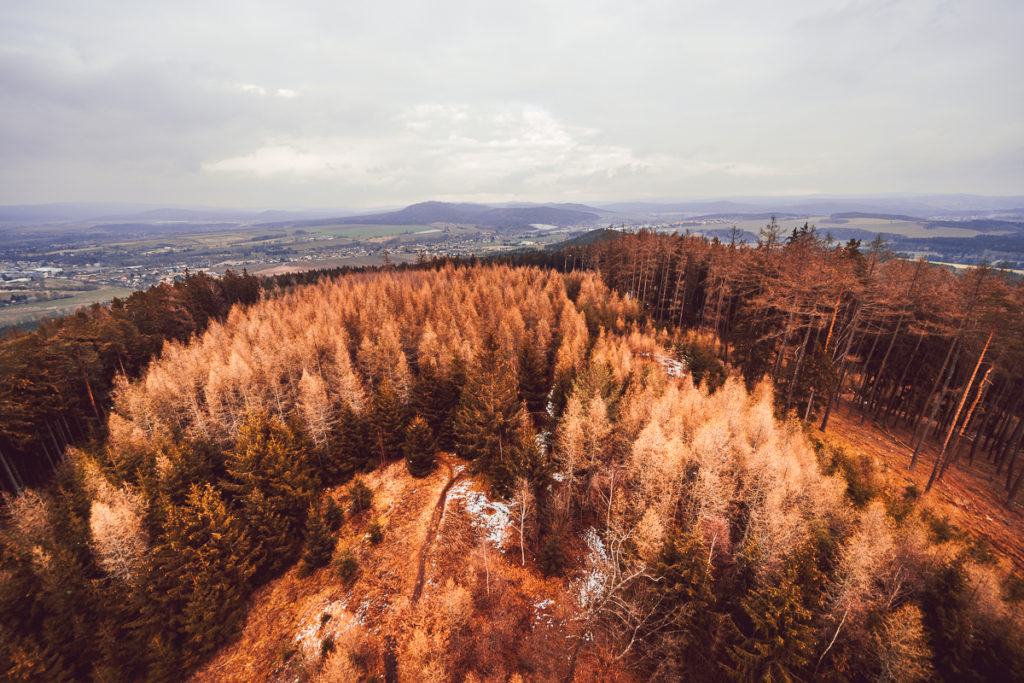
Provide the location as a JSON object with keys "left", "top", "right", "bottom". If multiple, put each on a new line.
{"left": 369, "top": 381, "right": 408, "bottom": 465}
{"left": 727, "top": 549, "right": 816, "bottom": 682}
{"left": 454, "top": 334, "right": 537, "bottom": 496}
{"left": 328, "top": 403, "right": 369, "bottom": 479}
{"left": 349, "top": 477, "right": 373, "bottom": 514}
{"left": 403, "top": 416, "right": 437, "bottom": 477}
{"left": 299, "top": 503, "right": 335, "bottom": 576}
{"left": 144, "top": 483, "right": 255, "bottom": 670}
{"left": 412, "top": 354, "right": 465, "bottom": 450}
{"left": 518, "top": 342, "right": 551, "bottom": 425}
{"left": 224, "top": 410, "right": 314, "bottom": 576}
{"left": 649, "top": 532, "right": 716, "bottom": 677}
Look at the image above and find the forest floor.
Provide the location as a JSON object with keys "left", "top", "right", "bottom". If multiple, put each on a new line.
{"left": 825, "top": 403, "right": 1024, "bottom": 570}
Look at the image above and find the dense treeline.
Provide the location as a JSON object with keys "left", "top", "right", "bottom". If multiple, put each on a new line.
{"left": 3, "top": 264, "right": 1022, "bottom": 681}
{"left": 508, "top": 225, "right": 1024, "bottom": 501}
{"left": 0, "top": 270, "right": 262, "bottom": 493}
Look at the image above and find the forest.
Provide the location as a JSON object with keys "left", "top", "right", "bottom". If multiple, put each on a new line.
{"left": 1, "top": 232, "right": 1023, "bottom": 680}
{"left": 509, "top": 223, "right": 1024, "bottom": 503}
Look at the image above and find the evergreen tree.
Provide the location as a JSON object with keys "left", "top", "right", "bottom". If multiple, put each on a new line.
{"left": 454, "top": 334, "right": 537, "bottom": 496}
{"left": 411, "top": 353, "right": 465, "bottom": 450}
{"left": 368, "top": 381, "right": 408, "bottom": 466}
{"left": 727, "top": 549, "right": 817, "bottom": 682}
{"left": 518, "top": 342, "right": 551, "bottom": 425}
{"left": 224, "top": 410, "right": 314, "bottom": 576}
{"left": 299, "top": 503, "right": 335, "bottom": 576}
{"left": 403, "top": 416, "right": 437, "bottom": 477}
{"left": 920, "top": 558, "right": 975, "bottom": 681}
{"left": 142, "top": 483, "right": 255, "bottom": 671}
{"left": 326, "top": 403, "right": 368, "bottom": 480}
{"left": 349, "top": 477, "right": 373, "bottom": 514}
{"left": 324, "top": 495, "right": 344, "bottom": 531}
{"left": 648, "top": 532, "right": 716, "bottom": 677}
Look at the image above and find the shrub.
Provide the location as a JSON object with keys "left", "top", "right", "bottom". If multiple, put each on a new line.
{"left": 349, "top": 478, "right": 373, "bottom": 514}
{"left": 334, "top": 547, "right": 358, "bottom": 584}
{"left": 367, "top": 519, "right": 383, "bottom": 545}
{"left": 324, "top": 496, "right": 344, "bottom": 531}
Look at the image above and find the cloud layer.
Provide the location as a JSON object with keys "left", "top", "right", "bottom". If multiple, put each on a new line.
{"left": 1, "top": 0, "right": 1021, "bottom": 207}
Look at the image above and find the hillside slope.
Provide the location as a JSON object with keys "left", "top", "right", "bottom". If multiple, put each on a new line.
{"left": 3, "top": 264, "right": 1023, "bottom": 681}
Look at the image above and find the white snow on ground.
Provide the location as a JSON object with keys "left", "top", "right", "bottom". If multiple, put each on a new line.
{"left": 447, "top": 480, "right": 512, "bottom": 550}
{"left": 635, "top": 351, "right": 687, "bottom": 378}
{"left": 571, "top": 527, "right": 609, "bottom": 610}
{"left": 533, "top": 598, "right": 555, "bottom": 627}
{"left": 654, "top": 353, "right": 686, "bottom": 378}
{"left": 293, "top": 598, "right": 351, "bottom": 659}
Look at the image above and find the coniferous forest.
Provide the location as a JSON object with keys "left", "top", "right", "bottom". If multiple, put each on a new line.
{"left": 2, "top": 234, "right": 1024, "bottom": 681}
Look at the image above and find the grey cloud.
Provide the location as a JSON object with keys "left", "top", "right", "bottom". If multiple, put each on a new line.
{"left": 0, "top": 0, "right": 1021, "bottom": 206}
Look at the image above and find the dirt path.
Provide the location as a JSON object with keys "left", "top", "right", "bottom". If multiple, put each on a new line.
{"left": 410, "top": 454, "right": 463, "bottom": 604}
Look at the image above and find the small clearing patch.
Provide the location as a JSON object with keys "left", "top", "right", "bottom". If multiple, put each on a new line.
{"left": 447, "top": 480, "right": 513, "bottom": 550}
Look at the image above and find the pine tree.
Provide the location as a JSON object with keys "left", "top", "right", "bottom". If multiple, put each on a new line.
{"left": 299, "top": 503, "right": 335, "bottom": 576}
{"left": 224, "top": 410, "right": 314, "bottom": 576}
{"left": 403, "top": 416, "right": 437, "bottom": 478}
{"left": 368, "top": 381, "right": 408, "bottom": 466}
{"left": 518, "top": 342, "right": 551, "bottom": 425}
{"left": 454, "top": 334, "right": 537, "bottom": 496}
{"left": 727, "top": 550, "right": 817, "bottom": 682}
{"left": 648, "top": 532, "right": 716, "bottom": 677}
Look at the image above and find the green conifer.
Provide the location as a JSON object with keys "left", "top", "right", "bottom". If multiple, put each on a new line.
{"left": 369, "top": 381, "right": 408, "bottom": 465}
{"left": 224, "top": 409, "right": 314, "bottom": 575}
{"left": 349, "top": 477, "right": 373, "bottom": 514}
{"left": 650, "top": 532, "right": 716, "bottom": 676}
{"left": 403, "top": 416, "right": 437, "bottom": 477}
{"left": 454, "top": 334, "right": 537, "bottom": 496}
{"left": 518, "top": 343, "right": 551, "bottom": 425}
{"left": 299, "top": 503, "right": 335, "bottom": 576}
{"left": 727, "top": 549, "right": 816, "bottom": 682}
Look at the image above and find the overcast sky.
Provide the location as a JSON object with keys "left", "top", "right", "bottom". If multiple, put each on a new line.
{"left": 1, "top": 0, "right": 1021, "bottom": 208}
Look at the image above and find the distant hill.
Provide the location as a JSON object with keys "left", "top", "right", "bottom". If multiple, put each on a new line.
{"left": 320, "top": 201, "right": 602, "bottom": 228}
{"left": 598, "top": 195, "right": 1024, "bottom": 220}
{"left": 548, "top": 227, "right": 623, "bottom": 250}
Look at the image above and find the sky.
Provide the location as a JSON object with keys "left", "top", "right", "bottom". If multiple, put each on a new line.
{"left": 1, "top": 0, "right": 1022, "bottom": 209}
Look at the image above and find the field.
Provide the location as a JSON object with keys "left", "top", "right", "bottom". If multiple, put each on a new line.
{"left": 0, "top": 286, "right": 136, "bottom": 329}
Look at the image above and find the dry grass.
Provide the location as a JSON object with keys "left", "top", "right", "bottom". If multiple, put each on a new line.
{"left": 824, "top": 404, "right": 1024, "bottom": 570}
{"left": 190, "top": 458, "right": 628, "bottom": 682}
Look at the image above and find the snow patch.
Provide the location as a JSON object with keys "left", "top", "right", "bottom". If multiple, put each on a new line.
{"left": 448, "top": 480, "right": 512, "bottom": 550}
{"left": 533, "top": 598, "right": 556, "bottom": 627}
{"left": 655, "top": 353, "right": 686, "bottom": 378}
{"left": 636, "top": 351, "right": 687, "bottom": 379}
{"left": 293, "top": 598, "right": 351, "bottom": 659}
{"left": 571, "top": 527, "right": 609, "bottom": 610}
